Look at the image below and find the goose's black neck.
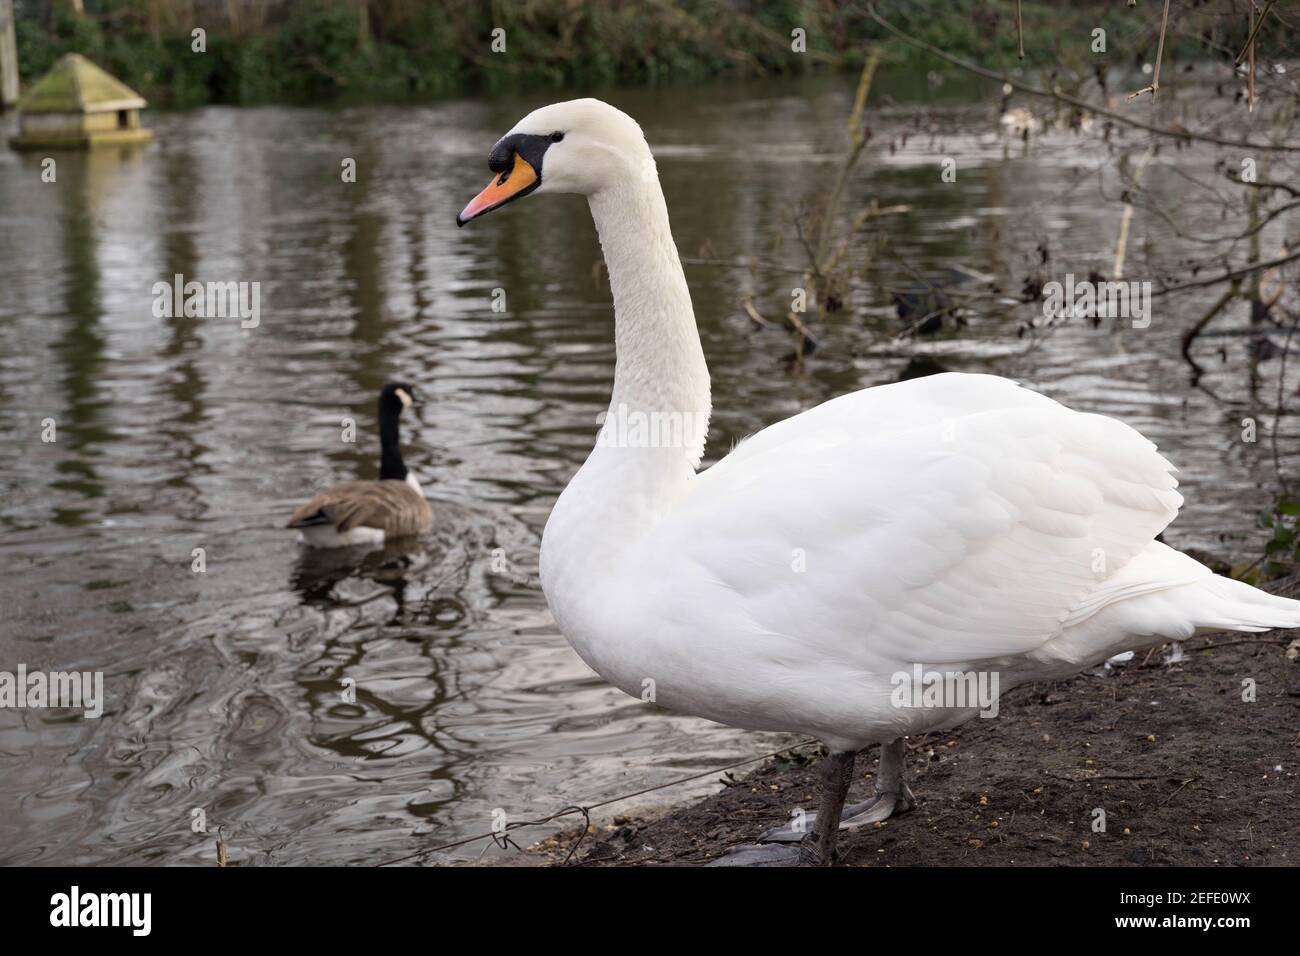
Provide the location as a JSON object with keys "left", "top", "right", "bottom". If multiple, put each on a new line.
{"left": 378, "top": 396, "right": 407, "bottom": 481}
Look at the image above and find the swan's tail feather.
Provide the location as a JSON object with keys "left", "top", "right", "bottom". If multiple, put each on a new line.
{"left": 1186, "top": 573, "right": 1300, "bottom": 634}
{"left": 1040, "top": 543, "right": 1299, "bottom": 667}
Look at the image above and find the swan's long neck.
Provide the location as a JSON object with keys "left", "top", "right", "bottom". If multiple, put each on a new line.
{"left": 589, "top": 179, "right": 711, "bottom": 462}
{"left": 541, "top": 168, "right": 711, "bottom": 588}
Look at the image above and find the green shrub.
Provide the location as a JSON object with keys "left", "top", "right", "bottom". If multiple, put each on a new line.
{"left": 10, "top": 0, "right": 1271, "bottom": 107}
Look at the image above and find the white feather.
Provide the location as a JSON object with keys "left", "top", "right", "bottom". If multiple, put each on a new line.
{"left": 297, "top": 525, "right": 386, "bottom": 549}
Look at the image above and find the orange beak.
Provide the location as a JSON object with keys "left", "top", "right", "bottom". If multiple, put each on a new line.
{"left": 456, "top": 153, "right": 539, "bottom": 226}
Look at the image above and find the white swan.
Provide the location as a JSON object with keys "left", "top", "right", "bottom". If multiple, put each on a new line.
{"left": 457, "top": 98, "right": 1300, "bottom": 866}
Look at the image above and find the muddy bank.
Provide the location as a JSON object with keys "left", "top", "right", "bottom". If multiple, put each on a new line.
{"left": 545, "top": 575, "right": 1300, "bottom": 867}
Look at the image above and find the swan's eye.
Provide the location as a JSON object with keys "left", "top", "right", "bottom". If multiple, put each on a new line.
{"left": 550, "top": 131, "right": 565, "bottom": 143}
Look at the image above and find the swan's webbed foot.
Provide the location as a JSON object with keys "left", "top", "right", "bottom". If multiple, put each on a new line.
{"left": 759, "top": 738, "right": 914, "bottom": 846}
{"left": 705, "top": 843, "right": 803, "bottom": 867}
{"left": 707, "top": 748, "right": 860, "bottom": 867}
{"left": 705, "top": 826, "right": 841, "bottom": 866}
{"left": 845, "top": 779, "right": 915, "bottom": 825}
{"left": 758, "top": 783, "right": 915, "bottom": 843}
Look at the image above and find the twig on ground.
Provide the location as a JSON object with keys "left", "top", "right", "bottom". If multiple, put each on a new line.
{"left": 1185, "top": 638, "right": 1292, "bottom": 652}
{"left": 1159, "top": 778, "right": 1198, "bottom": 806}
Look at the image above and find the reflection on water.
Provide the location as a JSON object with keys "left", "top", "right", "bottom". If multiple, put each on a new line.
{"left": 0, "top": 73, "right": 1295, "bottom": 865}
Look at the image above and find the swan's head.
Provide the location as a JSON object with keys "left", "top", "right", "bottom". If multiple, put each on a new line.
{"left": 456, "top": 98, "right": 651, "bottom": 226}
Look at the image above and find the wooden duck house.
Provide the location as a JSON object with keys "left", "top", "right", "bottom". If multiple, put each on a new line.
{"left": 10, "top": 53, "right": 152, "bottom": 150}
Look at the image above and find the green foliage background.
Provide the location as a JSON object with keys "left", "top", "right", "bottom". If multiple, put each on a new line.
{"left": 11, "top": 0, "right": 1267, "bottom": 107}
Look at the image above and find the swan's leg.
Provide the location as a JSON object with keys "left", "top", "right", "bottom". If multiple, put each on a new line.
{"left": 797, "top": 749, "right": 857, "bottom": 866}
{"left": 840, "top": 737, "right": 915, "bottom": 826}
{"left": 759, "top": 738, "right": 914, "bottom": 843}
{"left": 705, "top": 749, "right": 857, "bottom": 867}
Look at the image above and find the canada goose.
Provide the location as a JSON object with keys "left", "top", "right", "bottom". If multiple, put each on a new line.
{"left": 457, "top": 98, "right": 1300, "bottom": 866}
{"left": 287, "top": 383, "right": 432, "bottom": 549}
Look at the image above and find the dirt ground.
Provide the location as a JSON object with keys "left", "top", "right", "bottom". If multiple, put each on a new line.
{"left": 543, "top": 572, "right": 1300, "bottom": 867}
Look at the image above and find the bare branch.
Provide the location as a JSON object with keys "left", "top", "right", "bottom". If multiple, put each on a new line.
{"left": 1152, "top": 250, "right": 1300, "bottom": 297}
{"left": 1235, "top": 0, "right": 1277, "bottom": 65}
{"left": 1127, "top": 0, "right": 1171, "bottom": 101}
{"left": 1180, "top": 282, "right": 1240, "bottom": 384}
{"left": 1114, "top": 146, "right": 1156, "bottom": 279}
{"left": 864, "top": 3, "right": 1300, "bottom": 152}
{"left": 1248, "top": 1, "right": 1257, "bottom": 113}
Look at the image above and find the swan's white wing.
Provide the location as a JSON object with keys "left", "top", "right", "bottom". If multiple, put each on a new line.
{"left": 713, "top": 372, "right": 1056, "bottom": 471}
{"left": 638, "top": 374, "right": 1182, "bottom": 665}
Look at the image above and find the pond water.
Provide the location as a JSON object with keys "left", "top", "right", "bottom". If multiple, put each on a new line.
{"left": 0, "top": 69, "right": 1294, "bottom": 865}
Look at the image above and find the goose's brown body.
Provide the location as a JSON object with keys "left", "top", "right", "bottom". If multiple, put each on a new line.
{"left": 288, "top": 381, "right": 431, "bottom": 549}
{"left": 288, "top": 478, "right": 432, "bottom": 539}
